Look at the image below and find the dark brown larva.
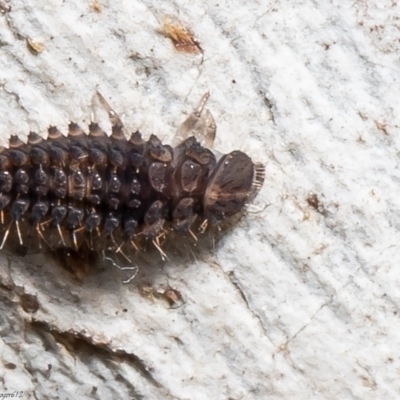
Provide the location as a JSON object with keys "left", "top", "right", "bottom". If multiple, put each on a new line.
{"left": 0, "top": 94, "right": 264, "bottom": 276}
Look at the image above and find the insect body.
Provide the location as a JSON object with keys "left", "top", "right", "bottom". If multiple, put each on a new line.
{"left": 0, "top": 94, "right": 265, "bottom": 272}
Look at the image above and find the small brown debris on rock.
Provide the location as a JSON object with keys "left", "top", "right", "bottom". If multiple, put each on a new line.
{"left": 161, "top": 286, "right": 184, "bottom": 308}
{"left": 375, "top": 120, "right": 388, "bottom": 135}
{"left": 27, "top": 38, "right": 44, "bottom": 54}
{"left": 306, "top": 193, "right": 327, "bottom": 216}
{"left": 138, "top": 282, "right": 154, "bottom": 298}
{"left": 20, "top": 293, "right": 40, "bottom": 313}
{"left": 139, "top": 282, "right": 184, "bottom": 308}
{"left": 161, "top": 17, "right": 202, "bottom": 54}
{"left": 89, "top": 0, "right": 102, "bottom": 13}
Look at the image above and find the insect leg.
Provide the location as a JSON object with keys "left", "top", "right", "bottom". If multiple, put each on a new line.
{"left": 174, "top": 92, "right": 216, "bottom": 148}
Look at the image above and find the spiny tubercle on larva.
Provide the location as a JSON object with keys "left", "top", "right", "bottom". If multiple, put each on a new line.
{"left": 0, "top": 95, "right": 265, "bottom": 266}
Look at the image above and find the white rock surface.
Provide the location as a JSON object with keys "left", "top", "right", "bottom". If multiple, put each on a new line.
{"left": 0, "top": 0, "right": 399, "bottom": 399}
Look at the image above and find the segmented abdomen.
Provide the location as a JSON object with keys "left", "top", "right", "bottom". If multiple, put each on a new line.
{"left": 0, "top": 122, "right": 259, "bottom": 253}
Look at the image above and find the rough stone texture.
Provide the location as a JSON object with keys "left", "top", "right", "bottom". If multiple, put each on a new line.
{"left": 0, "top": 0, "right": 399, "bottom": 399}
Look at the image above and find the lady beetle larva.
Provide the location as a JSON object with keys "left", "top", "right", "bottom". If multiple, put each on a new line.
{"left": 0, "top": 93, "right": 265, "bottom": 279}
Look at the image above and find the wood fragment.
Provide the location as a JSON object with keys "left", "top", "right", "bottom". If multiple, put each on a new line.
{"left": 161, "top": 17, "right": 202, "bottom": 54}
